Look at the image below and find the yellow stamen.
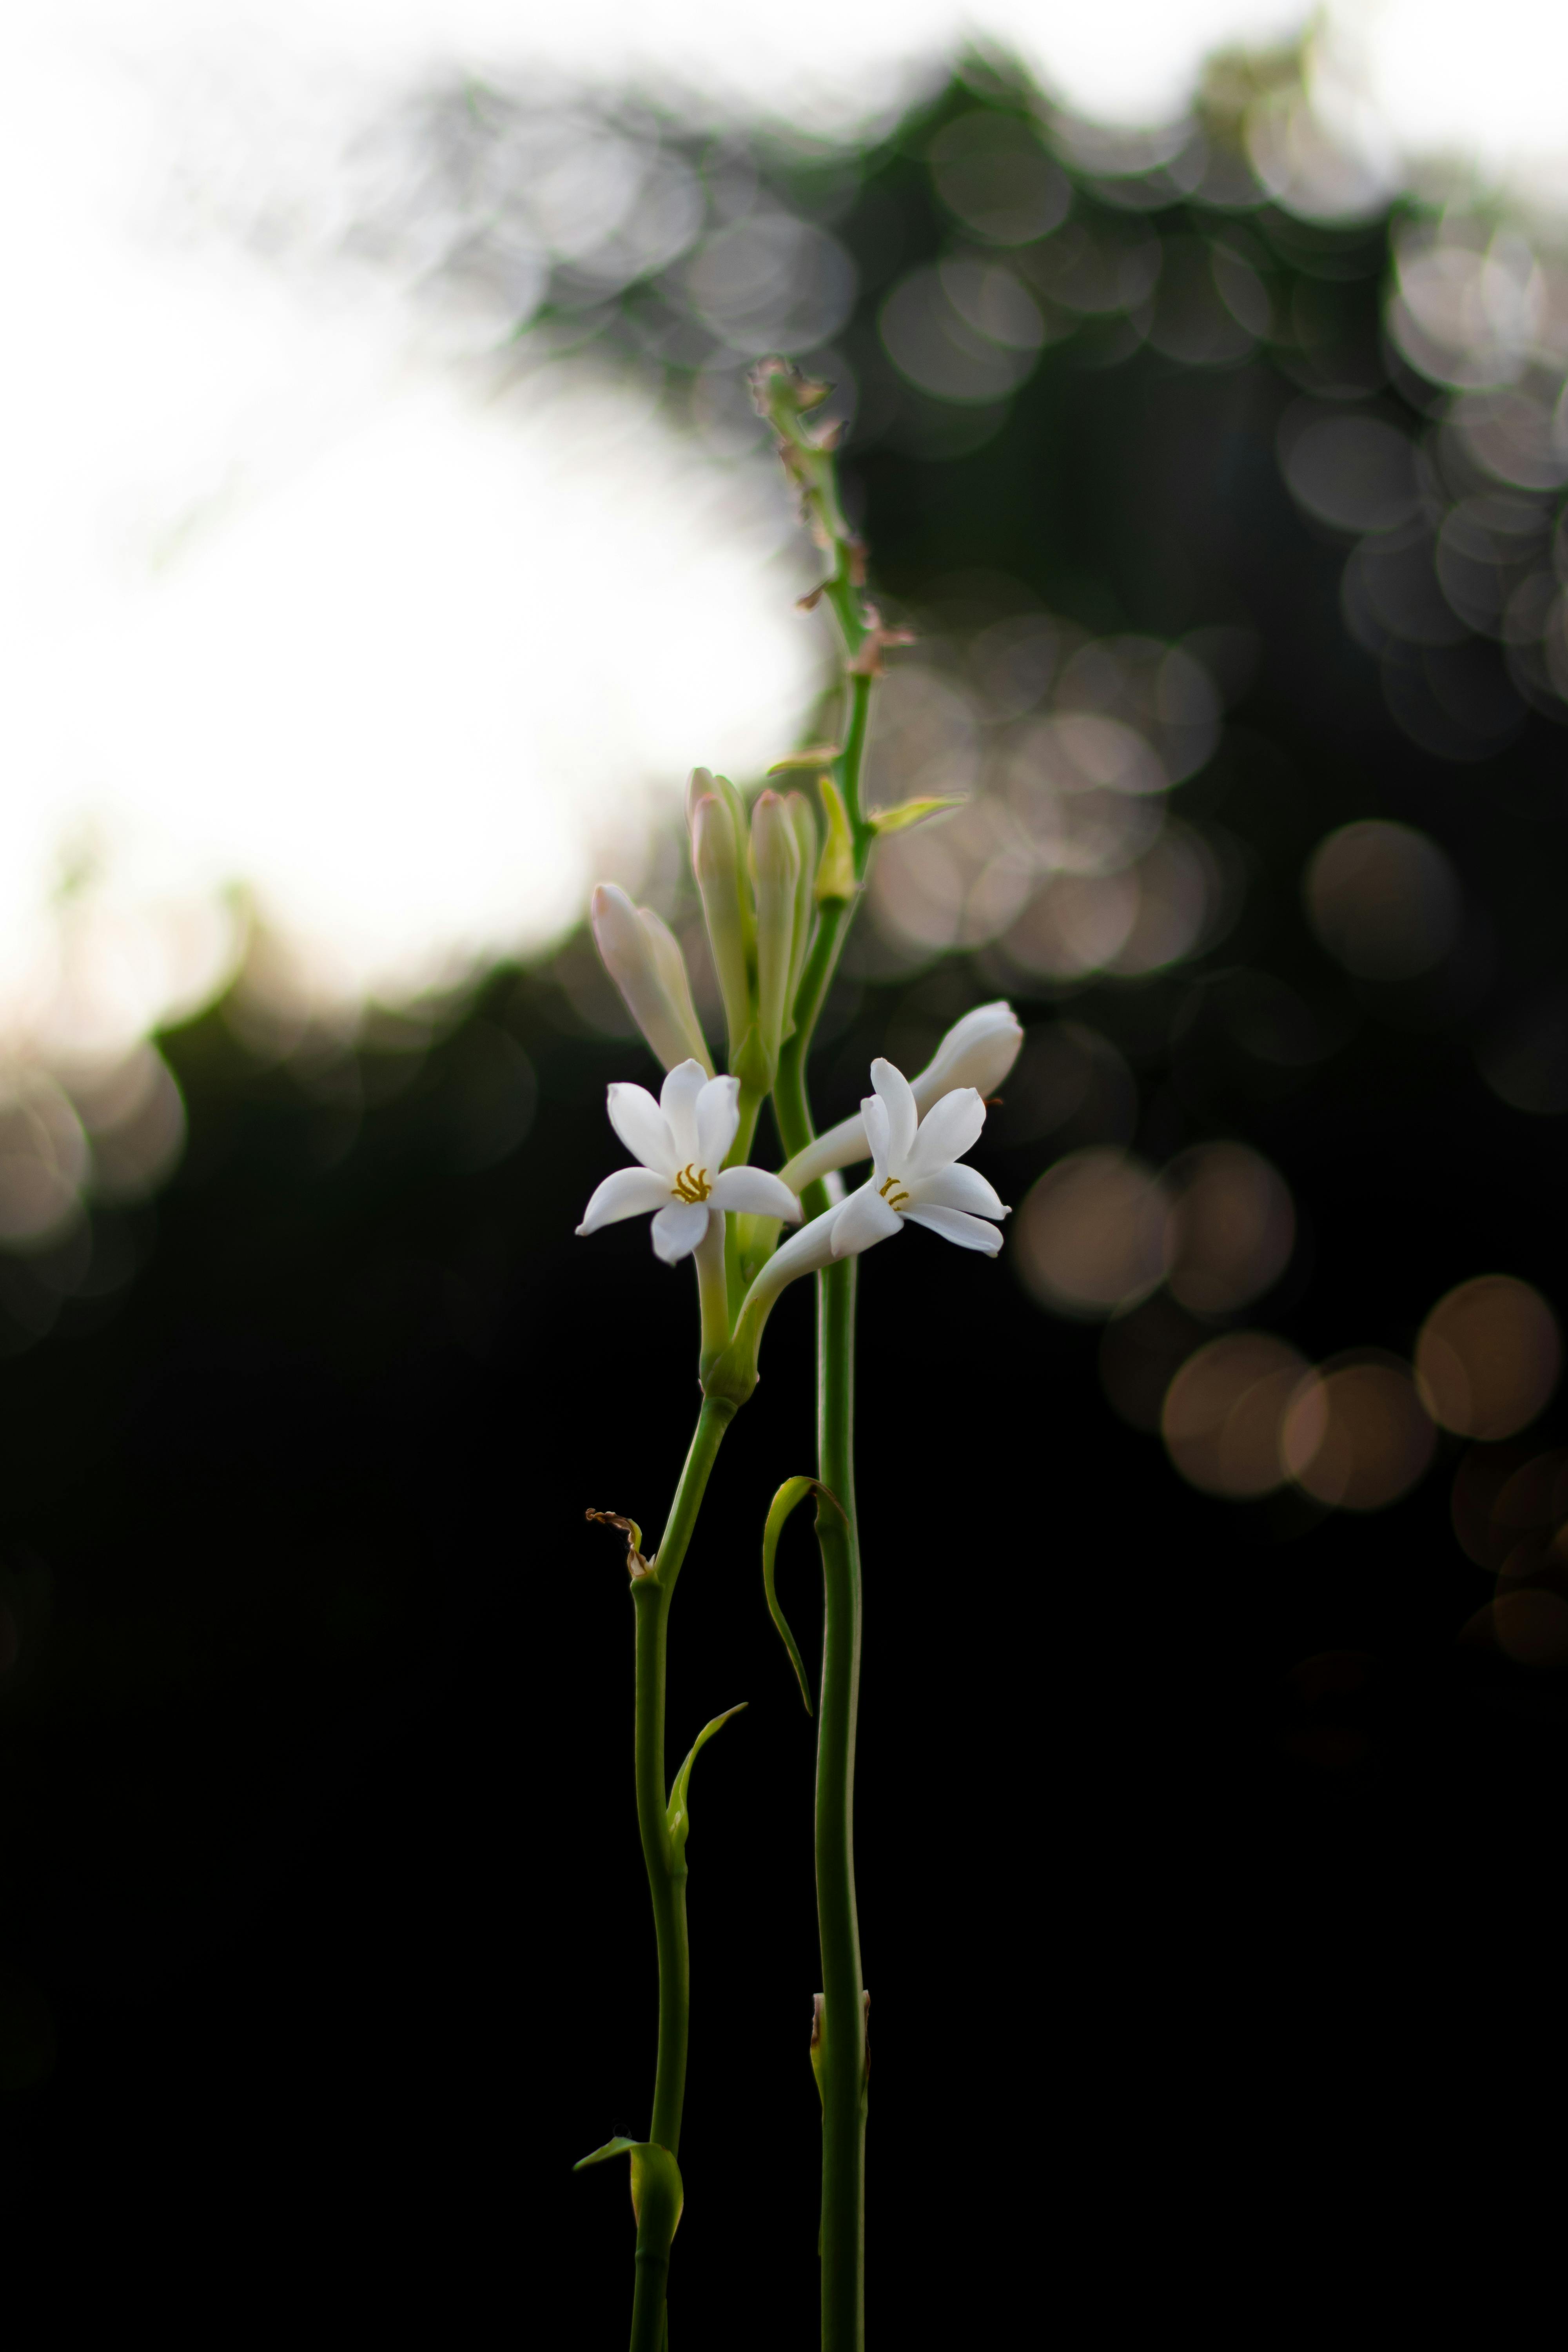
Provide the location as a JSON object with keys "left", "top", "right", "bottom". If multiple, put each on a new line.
{"left": 671, "top": 1163, "right": 712, "bottom": 1204}
{"left": 878, "top": 1174, "right": 911, "bottom": 1210}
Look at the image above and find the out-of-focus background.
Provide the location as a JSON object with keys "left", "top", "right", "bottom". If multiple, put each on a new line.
{"left": 5, "top": 0, "right": 1568, "bottom": 2325}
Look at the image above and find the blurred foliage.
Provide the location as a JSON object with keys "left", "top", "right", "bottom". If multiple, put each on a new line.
{"left": 4, "top": 48, "right": 1567, "bottom": 2328}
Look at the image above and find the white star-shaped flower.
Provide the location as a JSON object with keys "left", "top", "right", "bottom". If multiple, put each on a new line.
{"left": 577, "top": 1060, "right": 802, "bottom": 1265}
{"left": 830, "top": 1058, "right": 1009, "bottom": 1256}
{"left": 748, "top": 1059, "right": 1009, "bottom": 1319}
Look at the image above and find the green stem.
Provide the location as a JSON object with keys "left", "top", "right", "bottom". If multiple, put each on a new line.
{"left": 694, "top": 1214, "right": 730, "bottom": 1380}
{"left": 630, "top": 2257, "right": 668, "bottom": 2352}
{"left": 815, "top": 1253, "right": 866, "bottom": 2352}
{"left": 755, "top": 361, "right": 882, "bottom": 2352}
{"left": 628, "top": 1394, "right": 734, "bottom": 2352}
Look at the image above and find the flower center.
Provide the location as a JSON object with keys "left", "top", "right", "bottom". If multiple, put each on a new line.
{"left": 878, "top": 1173, "right": 911, "bottom": 1211}
{"left": 671, "top": 1163, "right": 712, "bottom": 1204}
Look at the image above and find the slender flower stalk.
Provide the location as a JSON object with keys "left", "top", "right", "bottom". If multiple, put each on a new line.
{"left": 577, "top": 353, "right": 1018, "bottom": 2352}
{"left": 751, "top": 355, "right": 882, "bottom": 2352}
{"left": 577, "top": 1059, "right": 795, "bottom": 2347}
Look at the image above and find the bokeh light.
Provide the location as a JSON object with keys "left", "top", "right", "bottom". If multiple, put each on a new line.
{"left": 862, "top": 618, "right": 1227, "bottom": 981}
{"left": 1450, "top": 1441, "right": 1564, "bottom": 1569}
{"left": 1013, "top": 1147, "right": 1171, "bottom": 1317}
{"left": 1162, "top": 1141, "right": 1294, "bottom": 1312}
{"left": 1281, "top": 1353, "right": 1436, "bottom": 1509}
{"left": 1161, "top": 1331, "right": 1308, "bottom": 1496}
{"left": 1303, "top": 820, "right": 1462, "bottom": 982}
{"left": 1415, "top": 1274, "right": 1562, "bottom": 1439}
{"left": 1491, "top": 1588, "right": 1568, "bottom": 1668}
{"left": 0, "top": 1076, "right": 89, "bottom": 1250}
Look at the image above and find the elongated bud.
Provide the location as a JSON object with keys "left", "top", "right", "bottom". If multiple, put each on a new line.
{"left": 775, "top": 1001, "right": 1024, "bottom": 1193}
{"left": 590, "top": 884, "right": 713, "bottom": 1077}
{"left": 691, "top": 791, "right": 755, "bottom": 1067}
{"left": 910, "top": 1000, "right": 1024, "bottom": 1109}
{"left": 751, "top": 790, "right": 800, "bottom": 1073}
{"left": 782, "top": 791, "right": 818, "bottom": 1025}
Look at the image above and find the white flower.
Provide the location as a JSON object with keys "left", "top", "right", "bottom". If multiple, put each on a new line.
{"left": 777, "top": 1002, "right": 1023, "bottom": 1194}
{"left": 748, "top": 1059, "right": 1009, "bottom": 1309}
{"left": 577, "top": 1060, "right": 802, "bottom": 1265}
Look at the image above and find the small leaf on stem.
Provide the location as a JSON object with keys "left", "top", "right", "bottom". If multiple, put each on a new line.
{"left": 868, "top": 796, "right": 965, "bottom": 836}
{"left": 767, "top": 746, "right": 841, "bottom": 772}
{"left": 585, "top": 1510, "right": 652, "bottom": 1578}
{"left": 814, "top": 777, "right": 857, "bottom": 905}
{"left": 761, "top": 1476, "right": 846, "bottom": 1714}
{"left": 666, "top": 1701, "right": 748, "bottom": 1855}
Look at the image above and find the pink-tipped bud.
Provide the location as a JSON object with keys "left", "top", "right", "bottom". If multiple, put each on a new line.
{"left": 750, "top": 790, "right": 800, "bottom": 1073}
{"left": 691, "top": 793, "right": 753, "bottom": 1060}
{"left": 910, "top": 1001, "right": 1024, "bottom": 1113}
{"left": 590, "top": 883, "right": 712, "bottom": 1076}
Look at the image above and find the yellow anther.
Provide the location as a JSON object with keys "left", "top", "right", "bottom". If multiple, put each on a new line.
{"left": 878, "top": 1175, "right": 910, "bottom": 1210}
{"left": 671, "top": 1163, "right": 712, "bottom": 1204}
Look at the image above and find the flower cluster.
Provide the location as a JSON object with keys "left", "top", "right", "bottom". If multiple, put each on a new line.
{"left": 579, "top": 913, "right": 1018, "bottom": 1372}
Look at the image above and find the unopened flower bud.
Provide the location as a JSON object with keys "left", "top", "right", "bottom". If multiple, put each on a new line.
{"left": 590, "top": 884, "right": 713, "bottom": 1076}
{"left": 909, "top": 1000, "right": 1024, "bottom": 1113}
{"left": 691, "top": 789, "right": 755, "bottom": 1067}
{"left": 751, "top": 790, "right": 800, "bottom": 1073}
{"left": 782, "top": 791, "right": 818, "bottom": 1018}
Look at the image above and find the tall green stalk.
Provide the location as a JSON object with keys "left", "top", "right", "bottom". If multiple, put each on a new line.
{"left": 757, "top": 361, "right": 882, "bottom": 2352}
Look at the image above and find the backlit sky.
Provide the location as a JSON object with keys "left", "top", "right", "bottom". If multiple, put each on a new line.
{"left": 5, "top": 0, "right": 1568, "bottom": 1052}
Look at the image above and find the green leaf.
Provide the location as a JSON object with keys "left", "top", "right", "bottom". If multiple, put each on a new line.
{"left": 767, "top": 744, "right": 840, "bottom": 772}
{"left": 868, "top": 795, "right": 964, "bottom": 836}
{"left": 573, "top": 2139, "right": 686, "bottom": 2254}
{"left": 666, "top": 1702, "right": 747, "bottom": 1855}
{"left": 762, "top": 1477, "right": 845, "bottom": 1715}
{"left": 574, "top": 2136, "right": 641, "bottom": 2172}
{"left": 814, "top": 775, "right": 857, "bottom": 903}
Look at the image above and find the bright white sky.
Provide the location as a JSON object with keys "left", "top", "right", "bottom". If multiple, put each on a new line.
{"left": 5, "top": 0, "right": 1567, "bottom": 1053}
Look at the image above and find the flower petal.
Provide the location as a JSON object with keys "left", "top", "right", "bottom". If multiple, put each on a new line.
{"left": 607, "top": 1082, "right": 676, "bottom": 1174}
{"left": 902, "top": 1202, "right": 1003, "bottom": 1254}
{"left": 696, "top": 1074, "right": 742, "bottom": 1171}
{"left": 906, "top": 1086, "right": 986, "bottom": 1180}
{"left": 869, "top": 1058, "right": 918, "bottom": 1166}
{"left": 829, "top": 1183, "right": 903, "bottom": 1259}
{"left": 576, "top": 1165, "right": 675, "bottom": 1236}
{"left": 861, "top": 1091, "right": 891, "bottom": 1180}
{"left": 709, "top": 1166, "right": 804, "bottom": 1220}
{"left": 651, "top": 1201, "right": 712, "bottom": 1264}
{"left": 905, "top": 1162, "right": 1009, "bottom": 1220}
{"left": 659, "top": 1060, "right": 709, "bottom": 1164}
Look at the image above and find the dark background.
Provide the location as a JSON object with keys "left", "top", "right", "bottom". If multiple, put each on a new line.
{"left": 4, "top": 58, "right": 1565, "bottom": 2335}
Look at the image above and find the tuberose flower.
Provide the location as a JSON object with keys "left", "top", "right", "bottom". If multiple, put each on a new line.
{"left": 747, "top": 1059, "right": 1009, "bottom": 1309}
{"left": 577, "top": 1061, "right": 801, "bottom": 1265}
{"left": 777, "top": 1002, "right": 1023, "bottom": 1194}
